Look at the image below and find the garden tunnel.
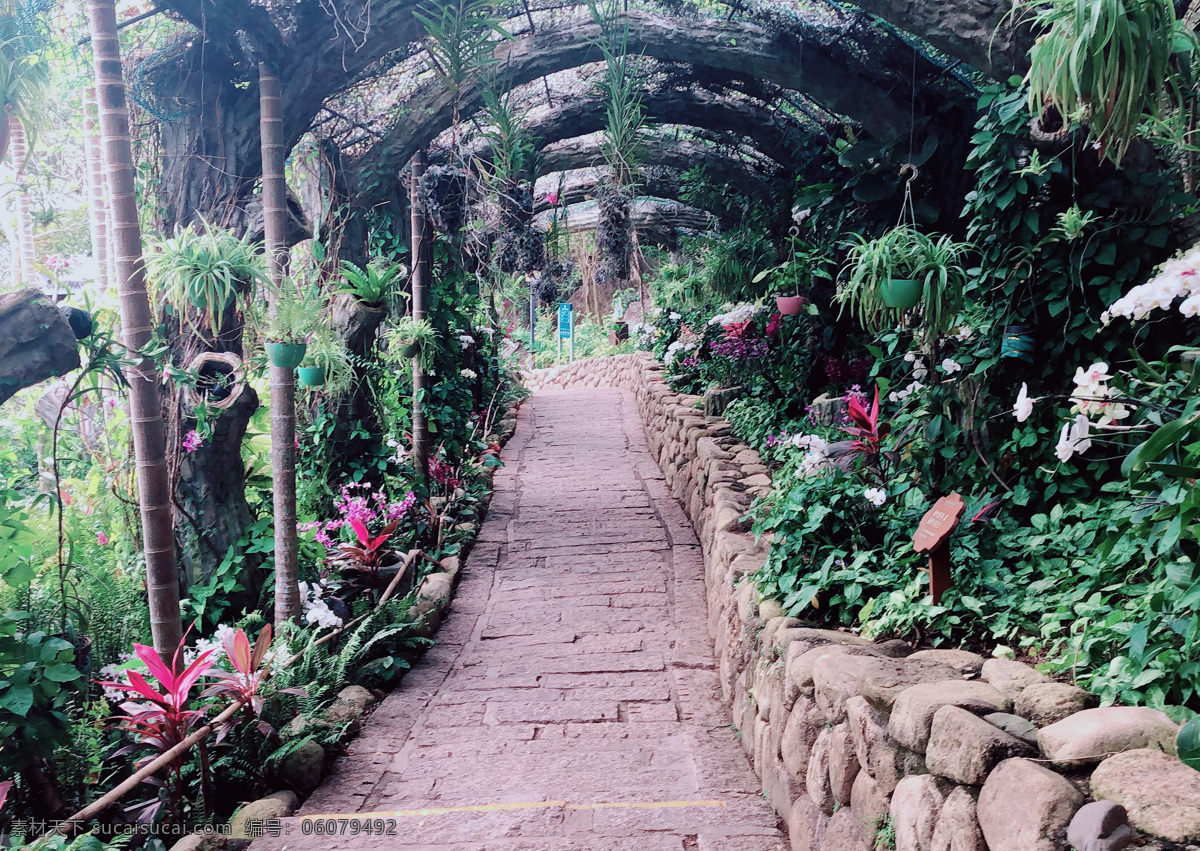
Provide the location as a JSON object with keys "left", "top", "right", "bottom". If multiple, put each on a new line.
{"left": 11, "top": 0, "right": 1200, "bottom": 844}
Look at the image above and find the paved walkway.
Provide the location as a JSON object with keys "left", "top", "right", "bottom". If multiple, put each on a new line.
{"left": 259, "top": 389, "right": 784, "bottom": 850}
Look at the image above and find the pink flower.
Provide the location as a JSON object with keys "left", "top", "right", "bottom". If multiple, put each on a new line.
{"left": 97, "top": 532, "right": 110, "bottom": 545}
{"left": 546, "top": 192, "right": 559, "bottom": 206}
{"left": 182, "top": 430, "right": 202, "bottom": 454}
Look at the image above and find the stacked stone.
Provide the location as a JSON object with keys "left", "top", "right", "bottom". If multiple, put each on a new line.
{"left": 521, "top": 353, "right": 642, "bottom": 392}
{"left": 612, "top": 355, "right": 1197, "bottom": 851}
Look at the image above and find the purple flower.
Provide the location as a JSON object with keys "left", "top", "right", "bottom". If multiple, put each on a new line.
{"left": 183, "top": 430, "right": 203, "bottom": 454}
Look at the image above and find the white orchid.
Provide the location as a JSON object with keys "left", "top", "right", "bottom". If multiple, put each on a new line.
{"left": 864, "top": 487, "right": 887, "bottom": 507}
{"left": 1013, "top": 383, "right": 1034, "bottom": 422}
{"left": 941, "top": 358, "right": 963, "bottom": 374}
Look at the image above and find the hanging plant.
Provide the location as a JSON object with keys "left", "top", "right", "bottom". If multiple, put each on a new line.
{"left": 336, "top": 259, "right": 406, "bottom": 307}
{"left": 386, "top": 317, "right": 439, "bottom": 371}
{"left": 146, "top": 222, "right": 267, "bottom": 337}
{"left": 1026, "top": 0, "right": 1198, "bottom": 164}
{"left": 300, "top": 331, "right": 354, "bottom": 396}
{"left": 419, "top": 165, "right": 471, "bottom": 236}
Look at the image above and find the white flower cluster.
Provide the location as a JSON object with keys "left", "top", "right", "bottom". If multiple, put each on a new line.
{"left": 1056, "top": 414, "right": 1093, "bottom": 462}
{"left": 1070, "top": 362, "right": 1128, "bottom": 426}
{"left": 460, "top": 368, "right": 478, "bottom": 380}
{"left": 891, "top": 351, "right": 928, "bottom": 402}
{"left": 664, "top": 339, "right": 697, "bottom": 366}
{"left": 475, "top": 325, "right": 495, "bottom": 337}
{"left": 787, "top": 434, "right": 831, "bottom": 477}
{"left": 941, "top": 358, "right": 962, "bottom": 374}
{"left": 863, "top": 487, "right": 887, "bottom": 507}
{"left": 903, "top": 351, "right": 928, "bottom": 380}
{"left": 190, "top": 623, "right": 236, "bottom": 666}
{"left": 707, "top": 303, "right": 764, "bottom": 327}
{"left": 458, "top": 332, "right": 476, "bottom": 349}
{"left": 386, "top": 437, "right": 409, "bottom": 465}
{"left": 1105, "top": 246, "right": 1200, "bottom": 322}
{"left": 299, "top": 580, "right": 343, "bottom": 629}
{"left": 98, "top": 655, "right": 136, "bottom": 702}
{"left": 629, "top": 320, "right": 661, "bottom": 348}
{"left": 888, "top": 380, "right": 925, "bottom": 403}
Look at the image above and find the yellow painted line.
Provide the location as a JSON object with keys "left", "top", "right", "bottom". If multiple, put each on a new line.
{"left": 301, "top": 799, "right": 726, "bottom": 820}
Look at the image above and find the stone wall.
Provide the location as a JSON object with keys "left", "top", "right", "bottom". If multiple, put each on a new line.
{"left": 524, "top": 354, "right": 1196, "bottom": 851}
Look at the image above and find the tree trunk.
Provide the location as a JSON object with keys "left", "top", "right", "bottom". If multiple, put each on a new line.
{"left": 260, "top": 62, "right": 300, "bottom": 626}
{"left": 82, "top": 87, "right": 110, "bottom": 292}
{"left": 10, "top": 116, "right": 35, "bottom": 285}
{"left": 410, "top": 151, "right": 430, "bottom": 488}
{"left": 88, "top": 0, "right": 183, "bottom": 662}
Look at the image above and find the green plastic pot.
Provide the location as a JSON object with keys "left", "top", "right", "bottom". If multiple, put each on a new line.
{"left": 265, "top": 341, "right": 308, "bottom": 369}
{"left": 297, "top": 366, "right": 327, "bottom": 387}
{"left": 880, "top": 278, "right": 922, "bottom": 309}
{"left": 396, "top": 340, "right": 421, "bottom": 360}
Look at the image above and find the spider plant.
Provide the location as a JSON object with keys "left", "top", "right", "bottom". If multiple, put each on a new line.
{"left": 302, "top": 329, "right": 355, "bottom": 396}
{"left": 146, "top": 222, "right": 268, "bottom": 337}
{"left": 1026, "top": 0, "right": 1198, "bottom": 164}
{"left": 837, "top": 226, "right": 970, "bottom": 335}
{"left": 336, "top": 259, "right": 407, "bottom": 306}
{"left": 386, "top": 316, "right": 439, "bottom": 370}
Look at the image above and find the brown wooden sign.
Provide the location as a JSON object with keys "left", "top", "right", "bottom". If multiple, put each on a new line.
{"left": 912, "top": 493, "right": 966, "bottom": 603}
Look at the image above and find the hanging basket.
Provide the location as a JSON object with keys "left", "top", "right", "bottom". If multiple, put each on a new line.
{"left": 266, "top": 341, "right": 307, "bottom": 369}
{"left": 298, "top": 366, "right": 327, "bottom": 387}
{"left": 775, "top": 295, "right": 808, "bottom": 316}
{"left": 183, "top": 352, "right": 245, "bottom": 411}
{"left": 396, "top": 340, "right": 421, "bottom": 360}
{"left": 880, "top": 279, "right": 922, "bottom": 309}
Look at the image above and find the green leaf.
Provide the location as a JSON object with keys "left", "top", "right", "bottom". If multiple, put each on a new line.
{"left": 1179, "top": 717, "right": 1200, "bottom": 771}
{"left": 0, "top": 685, "right": 34, "bottom": 717}
{"left": 41, "top": 663, "right": 81, "bottom": 683}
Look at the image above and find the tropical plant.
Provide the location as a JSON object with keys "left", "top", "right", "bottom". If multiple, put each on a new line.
{"left": 1025, "top": 0, "right": 1198, "bottom": 164}
{"left": 0, "top": 1, "right": 50, "bottom": 163}
{"left": 330, "top": 518, "right": 403, "bottom": 581}
{"left": 303, "top": 331, "right": 355, "bottom": 396}
{"left": 386, "top": 317, "right": 439, "bottom": 370}
{"left": 146, "top": 222, "right": 268, "bottom": 336}
{"left": 586, "top": 0, "right": 647, "bottom": 188}
{"left": 201, "top": 625, "right": 284, "bottom": 736}
{"left": 479, "top": 87, "right": 540, "bottom": 187}
{"left": 837, "top": 226, "right": 970, "bottom": 335}
{"left": 265, "top": 280, "right": 323, "bottom": 343}
{"left": 337, "top": 259, "right": 407, "bottom": 306}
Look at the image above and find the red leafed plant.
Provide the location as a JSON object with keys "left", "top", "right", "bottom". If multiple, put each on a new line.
{"left": 202, "top": 625, "right": 287, "bottom": 738}
{"left": 331, "top": 517, "right": 402, "bottom": 579}
{"left": 97, "top": 643, "right": 214, "bottom": 767}
{"left": 842, "top": 385, "right": 890, "bottom": 456}
{"left": 0, "top": 780, "right": 11, "bottom": 813}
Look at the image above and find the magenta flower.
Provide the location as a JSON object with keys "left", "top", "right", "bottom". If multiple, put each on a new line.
{"left": 546, "top": 192, "right": 559, "bottom": 206}
{"left": 97, "top": 531, "right": 110, "bottom": 545}
{"left": 182, "top": 430, "right": 202, "bottom": 454}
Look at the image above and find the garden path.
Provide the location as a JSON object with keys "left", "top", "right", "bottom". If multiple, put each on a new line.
{"left": 253, "top": 388, "right": 784, "bottom": 850}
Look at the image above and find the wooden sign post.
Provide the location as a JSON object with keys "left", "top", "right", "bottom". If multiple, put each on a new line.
{"left": 912, "top": 493, "right": 966, "bottom": 604}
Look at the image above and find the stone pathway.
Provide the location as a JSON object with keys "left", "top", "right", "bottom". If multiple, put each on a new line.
{"left": 256, "top": 389, "right": 784, "bottom": 850}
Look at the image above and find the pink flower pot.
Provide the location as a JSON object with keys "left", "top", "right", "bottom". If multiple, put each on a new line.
{"left": 775, "top": 295, "right": 807, "bottom": 316}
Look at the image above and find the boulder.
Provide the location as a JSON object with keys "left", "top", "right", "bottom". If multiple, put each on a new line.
{"left": 807, "top": 727, "right": 836, "bottom": 815}
{"left": 982, "top": 712, "right": 1039, "bottom": 747}
{"left": 781, "top": 696, "right": 825, "bottom": 781}
{"left": 889, "top": 681, "right": 1012, "bottom": 753}
{"left": 930, "top": 786, "right": 986, "bottom": 851}
{"left": 891, "top": 774, "right": 946, "bottom": 851}
{"left": 820, "top": 806, "right": 874, "bottom": 851}
{"left": 169, "top": 833, "right": 228, "bottom": 851}
{"left": 850, "top": 771, "right": 890, "bottom": 833}
{"left": 847, "top": 695, "right": 927, "bottom": 794}
{"left": 1037, "top": 707, "right": 1179, "bottom": 768}
{"left": 1066, "top": 801, "right": 1134, "bottom": 851}
{"left": 926, "top": 705, "right": 1035, "bottom": 785}
{"left": 1015, "top": 683, "right": 1098, "bottom": 727}
{"left": 788, "top": 643, "right": 878, "bottom": 700}
{"left": 789, "top": 793, "right": 831, "bottom": 851}
{"left": 977, "top": 758, "right": 1084, "bottom": 851}
{"left": 324, "top": 684, "right": 378, "bottom": 732}
{"left": 228, "top": 791, "right": 300, "bottom": 839}
{"left": 981, "top": 659, "right": 1052, "bottom": 700}
{"left": 1089, "top": 748, "right": 1200, "bottom": 843}
{"left": 829, "top": 722, "right": 861, "bottom": 805}
{"left": 812, "top": 655, "right": 956, "bottom": 720}
{"left": 278, "top": 738, "right": 326, "bottom": 796}
{"left": 908, "top": 649, "right": 985, "bottom": 678}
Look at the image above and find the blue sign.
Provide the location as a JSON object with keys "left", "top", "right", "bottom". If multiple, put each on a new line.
{"left": 558, "top": 303, "right": 573, "bottom": 339}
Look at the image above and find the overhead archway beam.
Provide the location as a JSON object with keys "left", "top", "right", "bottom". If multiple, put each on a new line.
{"left": 355, "top": 9, "right": 963, "bottom": 196}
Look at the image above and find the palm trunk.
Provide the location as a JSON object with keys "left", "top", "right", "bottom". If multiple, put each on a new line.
{"left": 260, "top": 62, "right": 300, "bottom": 626}
{"left": 88, "top": 0, "right": 183, "bottom": 661}
{"left": 10, "top": 116, "right": 35, "bottom": 284}
{"left": 410, "top": 151, "right": 430, "bottom": 487}
{"left": 82, "top": 87, "right": 110, "bottom": 292}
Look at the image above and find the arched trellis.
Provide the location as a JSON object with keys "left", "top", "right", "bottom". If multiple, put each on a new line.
{"left": 348, "top": 9, "right": 970, "bottom": 207}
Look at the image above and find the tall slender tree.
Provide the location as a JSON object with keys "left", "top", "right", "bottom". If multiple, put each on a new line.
{"left": 259, "top": 61, "right": 300, "bottom": 625}
{"left": 82, "top": 86, "right": 109, "bottom": 291}
{"left": 9, "top": 114, "right": 33, "bottom": 283}
{"left": 88, "top": 0, "right": 183, "bottom": 661}
{"left": 410, "top": 150, "right": 430, "bottom": 486}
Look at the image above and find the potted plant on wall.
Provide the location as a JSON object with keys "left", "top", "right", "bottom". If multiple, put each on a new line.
{"left": 264, "top": 281, "right": 321, "bottom": 369}
{"left": 387, "top": 316, "right": 438, "bottom": 369}
{"left": 146, "top": 222, "right": 267, "bottom": 337}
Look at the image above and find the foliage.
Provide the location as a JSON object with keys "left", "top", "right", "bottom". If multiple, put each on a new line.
{"left": 337, "top": 259, "right": 406, "bottom": 306}
{"left": 0, "top": 0, "right": 50, "bottom": 160}
{"left": 303, "top": 330, "right": 355, "bottom": 398}
{"left": 837, "top": 226, "right": 970, "bottom": 335}
{"left": 385, "top": 317, "right": 439, "bottom": 371}
{"left": 414, "top": 0, "right": 509, "bottom": 135}
{"left": 0, "top": 620, "right": 83, "bottom": 775}
{"left": 265, "top": 280, "right": 324, "bottom": 343}
{"left": 145, "top": 223, "right": 268, "bottom": 337}
{"left": 1026, "top": 0, "right": 1197, "bottom": 164}
{"left": 585, "top": 0, "right": 647, "bottom": 189}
